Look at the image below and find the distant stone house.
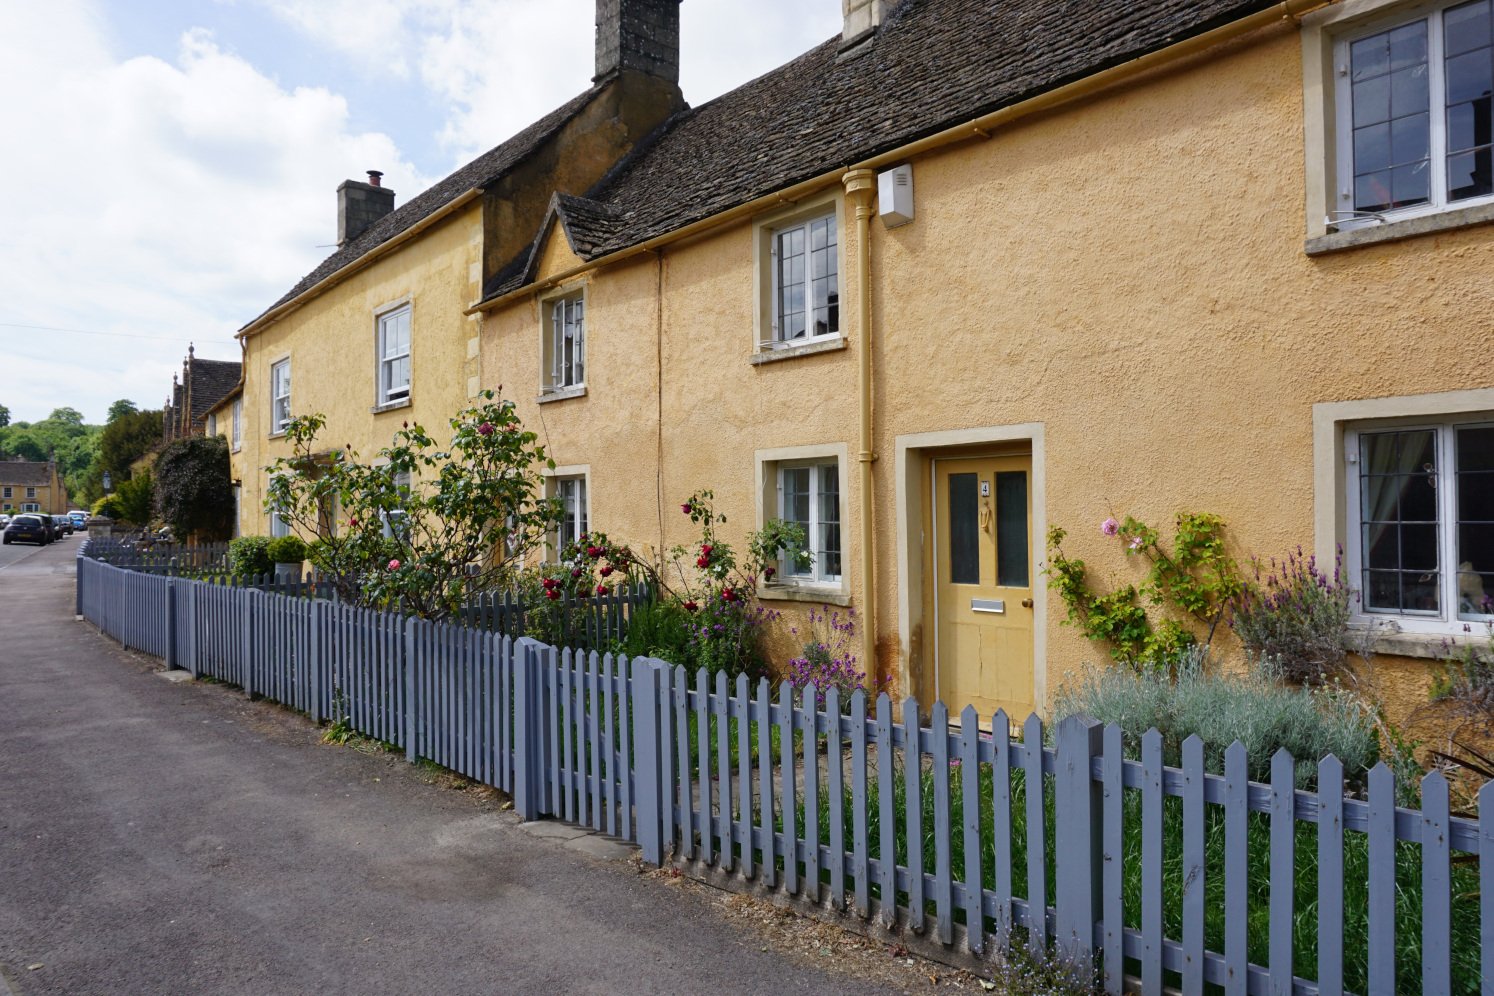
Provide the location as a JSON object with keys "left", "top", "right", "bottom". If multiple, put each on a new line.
{"left": 0, "top": 460, "right": 68, "bottom": 515}
{"left": 163, "top": 345, "right": 242, "bottom": 444}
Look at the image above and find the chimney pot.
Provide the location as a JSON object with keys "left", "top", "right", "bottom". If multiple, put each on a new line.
{"left": 367, "top": 170, "right": 384, "bottom": 187}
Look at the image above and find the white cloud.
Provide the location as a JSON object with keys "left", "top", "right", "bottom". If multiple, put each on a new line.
{"left": 252, "top": 0, "right": 840, "bottom": 164}
{"left": 0, "top": 2, "right": 429, "bottom": 423}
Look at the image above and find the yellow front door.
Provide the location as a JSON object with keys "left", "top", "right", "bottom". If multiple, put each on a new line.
{"left": 932, "top": 455, "right": 1035, "bottom": 721}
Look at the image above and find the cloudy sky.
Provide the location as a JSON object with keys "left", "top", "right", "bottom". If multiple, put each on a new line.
{"left": 0, "top": 0, "right": 840, "bottom": 424}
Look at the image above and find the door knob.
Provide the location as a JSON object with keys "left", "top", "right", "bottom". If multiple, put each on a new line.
{"left": 1021, "top": 598, "right": 1033, "bottom": 608}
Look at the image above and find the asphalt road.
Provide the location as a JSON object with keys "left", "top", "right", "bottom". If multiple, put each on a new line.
{"left": 0, "top": 542, "right": 892, "bottom": 995}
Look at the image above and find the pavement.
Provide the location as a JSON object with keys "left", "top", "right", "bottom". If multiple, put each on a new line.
{"left": 0, "top": 540, "right": 895, "bottom": 995}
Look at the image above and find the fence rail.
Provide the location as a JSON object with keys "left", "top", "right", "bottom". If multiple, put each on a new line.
{"left": 76, "top": 553, "right": 1488, "bottom": 994}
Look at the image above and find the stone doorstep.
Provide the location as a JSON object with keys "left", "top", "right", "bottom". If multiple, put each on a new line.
{"left": 155, "top": 670, "right": 193, "bottom": 683}
{"left": 519, "top": 819, "right": 638, "bottom": 862}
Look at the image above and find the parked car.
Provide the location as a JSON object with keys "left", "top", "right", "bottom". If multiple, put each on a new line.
{"left": 51, "top": 515, "right": 74, "bottom": 537}
{"left": 68, "top": 510, "right": 88, "bottom": 531}
{"left": 0, "top": 514, "right": 10, "bottom": 530}
{"left": 3, "top": 514, "right": 52, "bottom": 545}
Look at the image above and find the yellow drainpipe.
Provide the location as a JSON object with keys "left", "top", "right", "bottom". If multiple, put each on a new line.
{"left": 842, "top": 168, "right": 879, "bottom": 682}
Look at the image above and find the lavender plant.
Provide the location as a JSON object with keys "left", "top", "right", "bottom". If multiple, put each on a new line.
{"left": 1228, "top": 545, "right": 1366, "bottom": 685}
{"left": 786, "top": 607, "right": 883, "bottom": 712}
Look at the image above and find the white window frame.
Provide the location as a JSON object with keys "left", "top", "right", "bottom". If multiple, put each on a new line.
{"left": 544, "top": 468, "right": 590, "bottom": 558}
{"left": 1306, "top": 0, "right": 1494, "bottom": 235}
{"left": 376, "top": 302, "right": 412, "bottom": 407}
{"left": 2, "top": 487, "right": 10, "bottom": 499}
{"left": 1315, "top": 388, "right": 1494, "bottom": 652}
{"left": 1343, "top": 413, "right": 1494, "bottom": 633}
{"left": 25, "top": 487, "right": 36, "bottom": 499}
{"left": 768, "top": 212, "right": 840, "bottom": 348}
{"left": 21, "top": 503, "right": 39, "bottom": 513}
{"left": 776, "top": 460, "right": 843, "bottom": 585}
{"left": 541, "top": 289, "right": 586, "bottom": 396}
{"left": 381, "top": 470, "right": 411, "bottom": 541}
{"left": 231, "top": 397, "right": 242, "bottom": 452}
{"left": 270, "top": 358, "right": 291, "bottom": 435}
{"left": 753, "top": 193, "right": 847, "bottom": 356}
{"left": 755, "top": 443, "right": 850, "bottom": 597}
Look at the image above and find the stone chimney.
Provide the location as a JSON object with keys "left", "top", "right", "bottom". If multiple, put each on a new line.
{"left": 841, "top": 0, "right": 895, "bottom": 53}
{"left": 594, "top": 0, "right": 680, "bottom": 84}
{"left": 337, "top": 170, "right": 396, "bottom": 247}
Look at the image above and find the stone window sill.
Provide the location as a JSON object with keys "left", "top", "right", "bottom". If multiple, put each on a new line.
{"left": 537, "top": 385, "right": 587, "bottom": 404}
{"left": 371, "top": 397, "right": 412, "bottom": 414}
{"left": 1350, "top": 624, "right": 1492, "bottom": 661}
{"left": 268, "top": 431, "right": 287, "bottom": 440}
{"left": 750, "top": 336, "right": 848, "bottom": 366}
{"left": 757, "top": 583, "right": 851, "bottom": 607}
{"left": 1305, "top": 202, "right": 1494, "bottom": 256}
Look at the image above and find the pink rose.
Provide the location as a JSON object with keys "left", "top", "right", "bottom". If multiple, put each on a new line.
{"left": 1100, "top": 517, "right": 1119, "bottom": 537}
{"left": 388, "top": 559, "right": 400, "bottom": 570}
{"left": 478, "top": 422, "right": 494, "bottom": 436}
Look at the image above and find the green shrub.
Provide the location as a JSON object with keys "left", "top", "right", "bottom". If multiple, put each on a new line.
{"left": 91, "top": 494, "right": 123, "bottom": 519}
{"left": 266, "top": 535, "right": 308, "bottom": 564}
{"left": 228, "top": 536, "right": 274, "bottom": 577}
{"left": 1054, "top": 650, "right": 1381, "bottom": 790}
{"left": 619, "top": 598, "right": 695, "bottom": 664}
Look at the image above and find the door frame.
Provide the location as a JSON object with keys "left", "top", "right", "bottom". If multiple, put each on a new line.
{"left": 893, "top": 423, "right": 1047, "bottom": 712}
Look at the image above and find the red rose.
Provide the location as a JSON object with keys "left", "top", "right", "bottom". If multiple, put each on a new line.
{"left": 599, "top": 565, "right": 614, "bottom": 577}
{"left": 764, "top": 566, "right": 775, "bottom": 578}
{"left": 696, "top": 556, "right": 709, "bottom": 568}
{"left": 586, "top": 546, "right": 603, "bottom": 558}
{"left": 684, "top": 600, "right": 698, "bottom": 613}
{"left": 542, "top": 577, "right": 557, "bottom": 590}
{"left": 545, "top": 588, "right": 561, "bottom": 601}
{"left": 721, "top": 588, "right": 737, "bottom": 602}
{"left": 681, "top": 503, "right": 692, "bottom": 514}
{"left": 571, "top": 568, "right": 583, "bottom": 578}
{"left": 701, "top": 545, "right": 713, "bottom": 556}
{"left": 596, "top": 584, "right": 607, "bottom": 596}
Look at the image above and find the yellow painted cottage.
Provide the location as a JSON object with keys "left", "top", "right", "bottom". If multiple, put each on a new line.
{"left": 236, "top": 0, "right": 1494, "bottom": 730}
{"left": 0, "top": 460, "right": 69, "bottom": 516}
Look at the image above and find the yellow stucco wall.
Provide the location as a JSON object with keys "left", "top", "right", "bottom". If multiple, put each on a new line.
{"left": 233, "top": 204, "right": 484, "bottom": 536}
{"left": 479, "top": 23, "right": 1494, "bottom": 733}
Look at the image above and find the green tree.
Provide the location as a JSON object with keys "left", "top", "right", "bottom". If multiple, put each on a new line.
{"left": 97, "top": 409, "right": 162, "bottom": 483}
{"left": 0, "top": 404, "right": 9, "bottom": 428}
{"left": 106, "top": 399, "right": 139, "bottom": 423}
{"left": 155, "top": 436, "right": 234, "bottom": 542}
{"left": 112, "top": 471, "right": 154, "bottom": 526}
{"left": 47, "top": 407, "right": 84, "bottom": 427}
{"left": 265, "top": 391, "right": 560, "bottom": 619}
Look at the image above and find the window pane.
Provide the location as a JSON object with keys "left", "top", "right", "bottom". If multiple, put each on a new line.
{"left": 782, "top": 467, "right": 811, "bottom": 576}
{"left": 1448, "top": 147, "right": 1494, "bottom": 199}
{"left": 1360, "top": 429, "right": 1440, "bottom": 613}
{"left": 1354, "top": 170, "right": 1393, "bottom": 212}
{"left": 1391, "top": 112, "right": 1431, "bottom": 164}
{"left": 1389, "top": 65, "right": 1430, "bottom": 118}
{"left": 995, "top": 471, "right": 1029, "bottom": 588}
{"left": 1457, "top": 425, "right": 1494, "bottom": 616}
{"left": 1447, "top": 1, "right": 1492, "bottom": 57}
{"left": 1446, "top": 47, "right": 1493, "bottom": 104}
{"left": 1352, "top": 32, "right": 1391, "bottom": 82}
{"left": 1447, "top": 98, "right": 1492, "bottom": 153}
{"left": 1352, "top": 72, "right": 1390, "bottom": 128}
{"left": 948, "top": 472, "right": 980, "bottom": 585}
{"left": 819, "top": 464, "right": 841, "bottom": 579}
{"left": 1354, "top": 123, "right": 1391, "bottom": 173}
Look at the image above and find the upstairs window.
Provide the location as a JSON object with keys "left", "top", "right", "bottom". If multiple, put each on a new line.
{"left": 270, "top": 359, "right": 291, "bottom": 434}
{"left": 25, "top": 487, "right": 35, "bottom": 499}
{"left": 1336, "top": 0, "right": 1494, "bottom": 226}
{"left": 377, "top": 304, "right": 411, "bottom": 406}
{"left": 543, "top": 292, "right": 585, "bottom": 394}
{"left": 770, "top": 212, "right": 839, "bottom": 346}
{"left": 231, "top": 397, "right": 242, "bottom": 451}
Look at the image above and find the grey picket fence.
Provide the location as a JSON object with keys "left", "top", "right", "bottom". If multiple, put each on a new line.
{"left": 76, "top": 554, "right": 1488, "bottom": 993}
